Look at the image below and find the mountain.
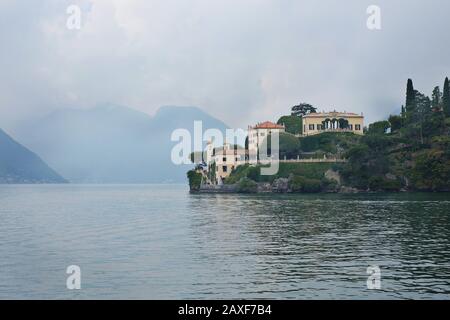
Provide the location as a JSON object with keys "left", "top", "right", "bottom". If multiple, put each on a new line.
{"left": 12, "top": 105, "right": 229, "bottom": 183}
{"left": 0, "top": 128, "right": 67, "bottom": 183}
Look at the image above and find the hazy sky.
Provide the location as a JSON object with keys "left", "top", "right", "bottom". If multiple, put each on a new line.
{"left": 0, "top": 0, "right": 449, "bottom": 130}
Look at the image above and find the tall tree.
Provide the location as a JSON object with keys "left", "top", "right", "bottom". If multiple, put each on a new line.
{"left": 414, "top": 91, "right": 432, "bottom": 144}
{"left": 291, "top": 103, "right": 317, "bottom": 117}
{"left": 405, "top": 79, "right": 416, "bottom": 124}
{"left": 406, "top": 79, "right": 416, "bottom": 109}
{"left": 443, "top": 77, "right": 450, "bottom": 117}
{"left": 431, "top": 86, "right": 442, "bottom": 110}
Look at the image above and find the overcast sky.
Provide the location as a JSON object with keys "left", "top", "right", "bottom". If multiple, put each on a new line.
{"left": 0, "top": 0, "right": 449, "bottom": 130}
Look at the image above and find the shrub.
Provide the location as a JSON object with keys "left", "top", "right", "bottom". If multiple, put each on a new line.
{"left": 368, "top": 176, "right": 384, "bottom": 191}
{"left": 302, "top": 178, "right": 322, "bottom": 193}
{"left": 411, "top": 149, "right": 450, "bottom": 191}
{"left": 381, "top": 179, "right": 402, "bottom": 192}
{"left": 321, "top": 177, "right": 338, "bottom": 192}
{"left": 237, "top": 178, "right": 258, "bottom": 193}
{"left": 289, "top": 176, "right": 322, "bottom": 193}
{"left": 187, "top": 170, "right": 202, "bottom": 191}
{"left": 369, "top": 176, "right": 402, "bottom": 191}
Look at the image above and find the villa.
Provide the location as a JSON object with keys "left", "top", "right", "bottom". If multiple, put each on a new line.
{"left": 248, "top": 121, "right": 285, "bottom": 163}
{"left": 200, "top": 114, "right": 362, "bottom": 185}
{"left": 302, "top": 111, "right": 364, "bottom": 136}
{"left": 205, "top": 141, "right": 246, "bottom": 185}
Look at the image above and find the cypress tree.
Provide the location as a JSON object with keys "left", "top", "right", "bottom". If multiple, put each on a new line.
{"left": 443, "top": 77, "right": 450, "bottom": 117}
{"left": 405, "top": 79, "right": 416, "bottom": 123}
{"left": 405, "top": 79, "right": 416, "bottom": 112}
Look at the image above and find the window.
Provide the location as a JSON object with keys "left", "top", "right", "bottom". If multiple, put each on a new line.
{"left": 317, "top": 124, "right": 322, "bottom": 130}
{"left": 309, "top": 124, "right": 315, "bottom": 130}
{"left": 304, "top": 125, "right": 306, "bottom": 132}
{"left": 223, "top": 166, "right": 227, "bottom": 173}
{"left": 355, "top": 124, "right": 361, "bottom": 131}
{"left": 223, "top": 157, "right": 226, "bottom": 162}
{"left": 260, "top": 132, "right": 265, "bottom": 137}
{"left": 349, "top": 124, "right": 353, "bottom": 130}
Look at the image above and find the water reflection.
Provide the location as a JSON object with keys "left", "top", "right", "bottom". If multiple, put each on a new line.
{"left": 187, "top": 193, "right": 450, "bottom": 299}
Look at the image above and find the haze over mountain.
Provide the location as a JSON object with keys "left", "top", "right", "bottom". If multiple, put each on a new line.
{"left": 0, "top": 128, "right": 66, "bottom": 183}
{"left": 12, "top": 105, "right": 228, "bottom": 183}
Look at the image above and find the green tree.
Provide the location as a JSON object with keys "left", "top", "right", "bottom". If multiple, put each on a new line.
{"left": 431, "top": 86, "right": 442, "bottom": 110}
{"left": 405, "top": 79, "right": 416, "bottom": 123}
{"left": 291, "top": 103, "right": 317, "bottom": 117}
{"left": 277, "top": 115, "right": 302, "bottom": 134}
{"left": 289, "top": 176, "right": 321, "bottom": 193}
{"left": 414, "top": 91, "right": 432, "bottom": 144}
{"left": 388, "top": 115, "right": 403, "bottom": 132}
{"left": 264, "top": 132, "right": 301, "bottom": 159}
{"left": 368, "top": 120, "right": 390, "bottom": 135}
{"left": 411, "top": 149, "right": 450, "bottom": 191}
{"left": 187, "top": 170, "right": 202, "bottom": 191}
{"left": 443, "top": 77, "right": 450, "bottom": 117}
{"left": 237, "top": 177, "right": 258, "bottom": 193}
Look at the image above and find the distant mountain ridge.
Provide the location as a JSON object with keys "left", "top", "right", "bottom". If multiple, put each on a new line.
{"left": 0, "top": 128, "right": 67, "bottom": 183}
{"left": 12, "top": 105, "right": 229, "bottom": 183}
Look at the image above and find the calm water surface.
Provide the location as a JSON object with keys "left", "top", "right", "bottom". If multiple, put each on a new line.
{"left": 0, "top": 184, "right": 449, "bottom": 299}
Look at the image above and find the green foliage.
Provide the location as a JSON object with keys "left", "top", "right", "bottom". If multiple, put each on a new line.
{"left": 237, "top": 177, "right": 258, "bottom": 193}
{"left": 300, "top": 132, "right": 360, "bottom": 153}
{"left": 226, "top": 162, "right": 333, "bottom": 185}
{"left": 339, "top": 78, "right": 450, "bottom": 192}
{"left": 388, "top": 115, "right": 403, "bottom": 133}
{"left": 320, "top": 177, "right": 338, "bottom": 192}
{"left": 368, "top": 176, "right": 402, "bottom": 192}
{"left": 340, "top": 134, "right": 395, "bottom": 190}
{"left": 431, "top": 86, "right": 442, "bottom": 110}
{"left": 208, "top": 162, "right": 216, "bottom": 183}
{"left": 225, "top": 164, "right": 260, "bottom": 184}
{"left": 443, "top": 77, "right": 450, "bottom": 117}
{"left": 289, "top": 176, "right": 321, "bottom": 193}
{"left": 291, "top": 103, "right": 317, "bottom": 117}
{"left": 196, "top": 78, "right": 450, "bottom": 193}
{"left": 187, "top": 170, "right": 202, "bottom": 191}
{"left": 276, "top": 163, "right": 333, "bottom": 180}
{"left": 277, "top": 115, "right": 302, "bottom": 134}
{"left": 368, "top": 121, "right": 391, "bottom": 135}
{"left": 405, "top": 79, "right": 416, "bottom": 121}
{"left": 411, "top": 149, "right": 450, "bottom": 191}
{"left": 265, "top": 132, "right": 302, "bottom": 159}
{"left": 346, "top": 144, "right": 370, "bottom": 162}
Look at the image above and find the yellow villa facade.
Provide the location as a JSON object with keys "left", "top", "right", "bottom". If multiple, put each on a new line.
{"left": 302, "top": 111, "right": 364, "bottom": 136}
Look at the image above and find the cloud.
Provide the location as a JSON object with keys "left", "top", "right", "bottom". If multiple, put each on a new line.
{"left": 0, "top": 0, "right": 449, "bottom": 131}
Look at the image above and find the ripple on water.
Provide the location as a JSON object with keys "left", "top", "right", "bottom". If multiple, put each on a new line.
{"left": 0, "top": 185, "right": 449, "bottom": 299}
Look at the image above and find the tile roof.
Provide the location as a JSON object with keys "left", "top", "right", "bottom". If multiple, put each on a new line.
{"left": 253, "top": 121, "right": 285, "bottom": 129}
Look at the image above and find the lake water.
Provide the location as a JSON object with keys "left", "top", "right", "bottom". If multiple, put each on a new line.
{"left": 0, "top": 184, "right": 449, "bottom": 299}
